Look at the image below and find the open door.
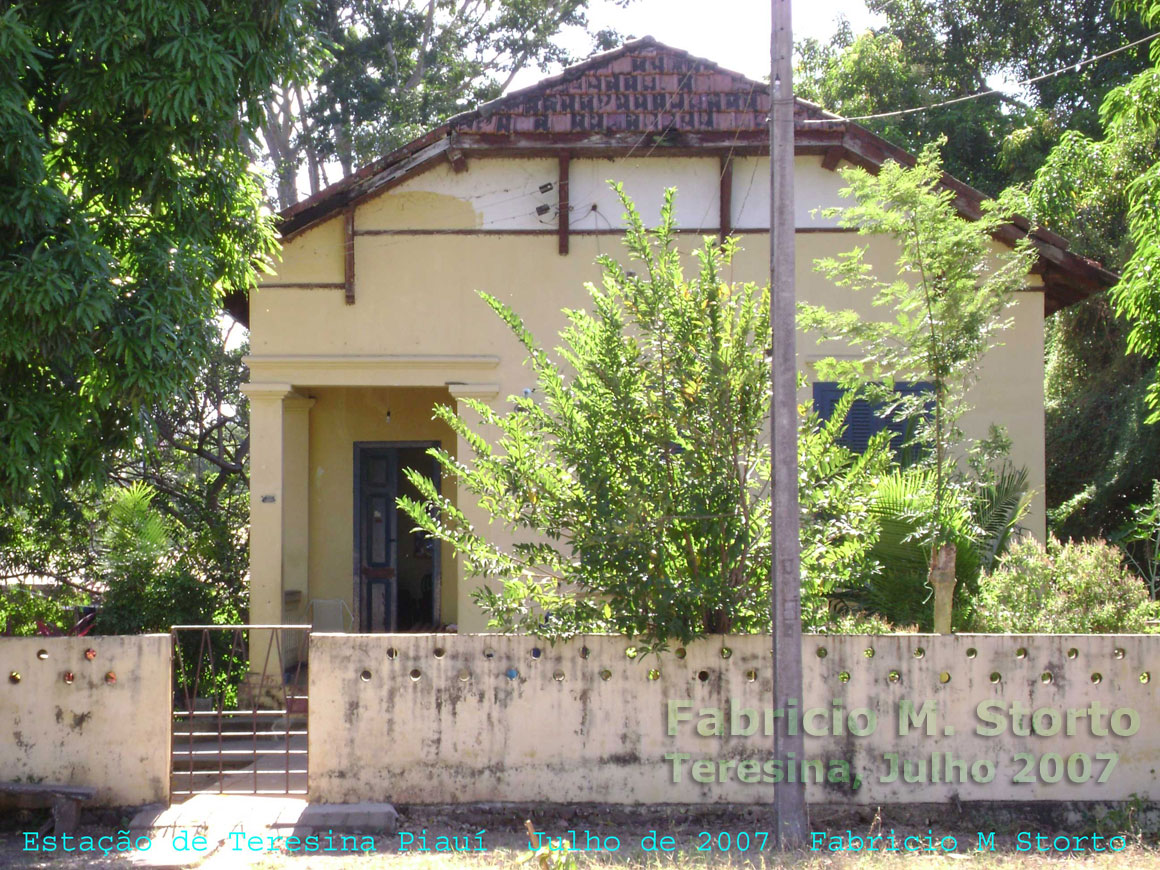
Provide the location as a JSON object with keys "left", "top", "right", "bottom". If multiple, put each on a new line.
{"left": 354, "top": 443, "right": 441, "bottom": 631}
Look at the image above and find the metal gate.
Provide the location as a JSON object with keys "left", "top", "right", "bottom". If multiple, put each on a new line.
{"left": 169, "top": 625, "right": 309, "bottom": 803}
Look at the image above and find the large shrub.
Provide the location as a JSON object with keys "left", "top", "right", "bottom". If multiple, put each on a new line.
{"left": 971, "top": 537, "right": 1160, "bottom": 633}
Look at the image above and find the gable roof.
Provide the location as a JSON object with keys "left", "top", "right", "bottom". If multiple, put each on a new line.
{"left": 239, "top": 37, "right": 1115, "bottom": 325}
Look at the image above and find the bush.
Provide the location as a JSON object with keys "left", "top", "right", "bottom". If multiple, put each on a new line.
{"left": 971, "top": 537, "right": 1160, "bottom": 633}
{"left": 0, "top": 584, "right": 88, "bottom": 636}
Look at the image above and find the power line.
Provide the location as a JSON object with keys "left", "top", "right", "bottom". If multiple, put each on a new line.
{"left": 815, "top": 30, "right": 1159, "bottom": 124}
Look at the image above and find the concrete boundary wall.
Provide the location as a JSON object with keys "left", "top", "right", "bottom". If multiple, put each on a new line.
{"left": 309, "top": 633, "right": 1160, "bottom": 805}
{"left": 0, "top": 635, "right": 171, "bottom": 806}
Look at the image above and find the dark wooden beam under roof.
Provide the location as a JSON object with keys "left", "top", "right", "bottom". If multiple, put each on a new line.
{"left": 233, "top": 38, "right": 1116, "bottom": 329}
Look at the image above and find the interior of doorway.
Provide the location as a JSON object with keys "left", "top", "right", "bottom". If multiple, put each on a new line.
{"left": 354, "top": 442, "right": 441, "bottom": 632}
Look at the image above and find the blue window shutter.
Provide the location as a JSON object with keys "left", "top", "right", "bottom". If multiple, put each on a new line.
{"left": 812, "top": 381, "right": 933, "bottom": 454}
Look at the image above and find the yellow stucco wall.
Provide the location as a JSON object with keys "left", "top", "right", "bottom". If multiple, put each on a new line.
{"left": 305, "top": 387, "right": 460, "bottom": 624}
{"left": 247, "top": 155, "right": 1049, "bottom": 635}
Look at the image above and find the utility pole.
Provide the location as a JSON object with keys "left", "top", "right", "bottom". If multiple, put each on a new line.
{"left": 769, "top": 0, "right": 807, "bottom": 847}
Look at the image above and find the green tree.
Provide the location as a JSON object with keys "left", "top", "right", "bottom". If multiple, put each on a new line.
{"left": 0, "top": 2, "right": 310, "bottom": 510}
{"left": 796, "top": 1, "right": 1152, "bottom": 193}
{"left": 399, "top": 189, "right": 772, "bottom": 651}
{"left": 260, "top": 0, "right": 629, "bottom": 207}
{"left": 0, "top": 332, "right": 250, "bottom": 629}
{"left": 1104, "top": 1, "right": 1160, "bottom": 422}
{"left": 798, "top": 142, "right": 1036, "bottom": 632}
{"left": 1023, "top": 3, "right": 1160, "bottom": 539}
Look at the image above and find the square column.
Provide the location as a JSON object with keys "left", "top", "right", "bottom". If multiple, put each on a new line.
{"left": 240, "top": 383, "right": 314, "bottom": 627}
{"left": 446, "top": 384, "right": 500, "bottom": 633}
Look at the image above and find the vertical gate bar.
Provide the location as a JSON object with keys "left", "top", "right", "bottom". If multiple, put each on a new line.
{"left": 210, "top": 630, "right": 224, "bottom": 795}
{"left": 169, "top": 630, "right": 176, "bottom": 805}
{"left": 286, "top": 630, "right": 292, "bottom": 794}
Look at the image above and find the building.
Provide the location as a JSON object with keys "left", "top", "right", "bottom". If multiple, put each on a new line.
{"left": 239, "top": 38, "right": 1115, "bottom": 634}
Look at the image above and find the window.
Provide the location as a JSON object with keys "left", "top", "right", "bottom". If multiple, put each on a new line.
{"left": 812, "top": 381, "right": 933, "bottom": 454}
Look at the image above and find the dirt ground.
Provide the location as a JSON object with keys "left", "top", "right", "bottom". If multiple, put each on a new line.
{"left": 3, "top": 802, "right": 1160, "bottom": 869}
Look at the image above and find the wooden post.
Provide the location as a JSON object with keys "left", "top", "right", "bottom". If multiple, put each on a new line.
{"left": 770, "top": 0, "right": 807, "bottom": 847}
{"left": 719, "top": 154, "right": 733, "bottom": 242}
{"left": 558, "top": 152, "right": 570, "bottom": 256}
{"left": 343, "top": 206, "right": 355, "bottom": 305}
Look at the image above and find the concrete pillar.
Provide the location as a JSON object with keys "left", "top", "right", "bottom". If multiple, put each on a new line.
{"left": 240, "top": 383, "right": 312, "bottom": 684}
{"left": 282, "top": 395, "right": 315, "bottom": 624}
{"left": 446, "top": 384, "right": 500, "bottom": 633}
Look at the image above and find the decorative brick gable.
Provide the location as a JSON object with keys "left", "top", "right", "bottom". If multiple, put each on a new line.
{"left": 451, "top": 40, "right": 827, "bottom": 138}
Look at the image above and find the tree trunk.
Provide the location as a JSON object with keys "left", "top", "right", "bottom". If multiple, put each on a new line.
{"left": 929, "top": 542, "right": 957, "bottom": 634}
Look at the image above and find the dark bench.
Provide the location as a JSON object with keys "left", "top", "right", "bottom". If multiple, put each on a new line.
{"left": 0, "top": 782, "right": 96, "bottom": 835}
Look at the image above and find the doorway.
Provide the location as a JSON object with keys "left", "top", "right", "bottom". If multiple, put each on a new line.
{"left": 353, "top": 443, "right": 441, "bottom": 632}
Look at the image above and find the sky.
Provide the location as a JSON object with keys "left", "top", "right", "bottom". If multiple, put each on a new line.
{"left": 505, "top": 0, "right": 885, "bottom": 92}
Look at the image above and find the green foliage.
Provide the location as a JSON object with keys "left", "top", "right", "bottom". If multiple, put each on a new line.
{"left": 800, "top": 141, "right": 1035, "bottom": 551}
{"left": 93, "top": 482, "right": 243, "bottom": 635}
{"left": 0, "top": 584, "right": 87, "bottom": 637}
{"left": 796, "top": 1, "right": 1151, "bottom": 194}
{"left": 264, "top": 0, "right": 631, "bottom": 205}
{"left": 0, "top": 1, "right": 309, "bottom": 506}
{"left": 865, "top": 465, "right": 1031, "bottom": 630}
{"left": 970, "top": 537, "right": 1160, "bottom": 633}
{"left": 1114, "top": 479, "right": 1160, "bottom": 598}
{"left": 400, "top": 187, "right": 773, "bottom": 651}
{"left": 797, "top": 393, "right": 893, "bottom": 628}
{"left": 0, "top": 333, "right": 250, "bottom": 631}
{"left": 1023, "top": 1, "right": 1160, "bottom": 538}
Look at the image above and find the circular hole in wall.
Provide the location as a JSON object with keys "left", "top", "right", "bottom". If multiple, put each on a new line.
{"left": 482, "top": 648, "right": 495, "bottom": 659}
{"left": 913, "top": 647, "right": 925, "bottom": 659}
{"left": 1041, "top": 672, "right": 1054, "bottom": 685}
{"left": 966, "top": 648, "right": 977, "bottom": 659}
{"left": 8, "top": 671, "right": 20, "bottom": 684}
{"left": 816, "top": 647, "right": 828, "bottom": 659}
{"left": 505, "top": 668, "right": 519, "bottom": 681}
{"left": 386, "top": 648, "right": 398, "bottom": 660}
{"left": 409, "top": 669, "right": 422, "bottom": 682}
{"left": 647, "top": 669, "right": 661, "bottom": 681}
{"left": 530, "top": 647, "right": 542, "bottom": 660}
{"left": 1015, "top": 648, "right": 1027, "bottom": 659}
{"left": 360, "top": 670, "right": 372, "bottom": 682}
{"left": 674, "top": 648, "right": 687, "bottom": 660}
{"left": 1114, "top": 648, "right": 1126, "bottom": 660}
{"left": 939, "top": 671, "right": 951, "bottom": 684}
{"left": 433, "top": 647, "right": 445, "bottom": 659}
{"left": 84, "top": 649, "right": 96, "bottom": 661}
{"left": 104, "top": 672, "right": 116, "bottom": 685}
{"left": 838, "top": 671, "right": 850, "bottom": 683}
{"left": 1141, "top": 672, "right": 1151, "bottom": 685}
{"left": 888, "top": 670, "right": 901, "bottom": 684}
{"left": 625, "top": 647, "right": 639, "bottom": 659}
{"left": 697, "top": 670, "right": 710, "bottom": 683}
{"left": 864, "top": 648, "right": 875, "bottom": 659}
{"left": 63, "top": 672, "right": 74, "bottom": 685}
{"left": 1091, "top": 673, "right": 1103, "bottom": 684}
{"left": 599, "top": 669, "right": 612, "bottom": 681}
{"left": 553, "top": 670, "right": 565, "bottom": 682}
{"left": 990, "top": 672, "right": 1002, "bottom": 684}
{"left": 579, "top": 646, "right": 590, "bottom": 660}
{"left": 458, "top": 669, "right": 471, "bottom": 682}
{"left": 1067, "top": 648, "right": 1079, "bottom": 660}
{"left": 745, "top": 669, "right": 758, "bottom": 682}
{"left": 36, "top": 650, "right": 48, "bottom": 661}
{"left": 720, "top": 647, "right": 733, "bottom": 660}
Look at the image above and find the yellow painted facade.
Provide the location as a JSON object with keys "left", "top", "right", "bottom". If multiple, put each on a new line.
{"left": 246, "top": 155, "right": 1048, "bottom": 635}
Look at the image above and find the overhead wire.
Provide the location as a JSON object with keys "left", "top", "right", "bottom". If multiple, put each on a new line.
{"left": 817, "top": 30, "right": 1159, "bottom": 123}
